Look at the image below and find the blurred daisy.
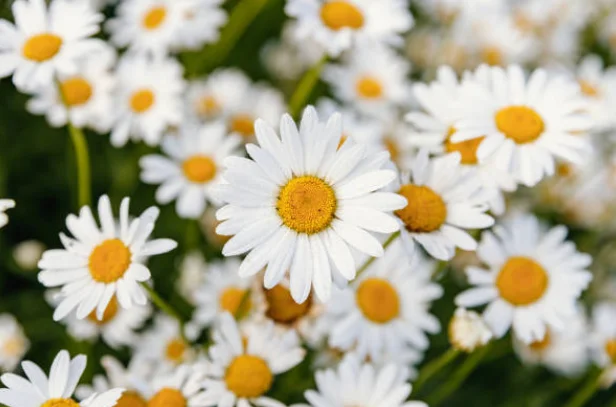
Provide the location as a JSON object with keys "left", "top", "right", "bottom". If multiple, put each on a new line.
{"left": 326, "top": 240, "right": 443, "bottom": 360}
{"left": 147, "top": 365, "right": 204, "bottom": 407}
{"left": 303, "top": 354, "right": 427, "bottom": 407}
{"left": 26, "top": 47, "right": 116, "bottom": 133}
{"left": 454, "top": 65, "right": 592, "bottom": 187}
{"left": 173, "top": 0, "right": 227, "bottom": 52}
{"left": 0, "top": 200, "right": 15, "bottom": 229}
{"left": 140, "top": 121, "right": 241, "bottom": 219}
{"left": 191, "top": 313, "right": 305, "bottom": 407}
{"left": 111, "top": 54, "right": 185, "bottom": 147}
{"left": 176, "top": 251, "right": 207, "bottom": 304}
{"left": 455, "top": 214, "right": 593, "bottom": 343}
{"left": 393, "top": 150, "right": 494, "bottom": 261}
{"left": 0, "top": 350, "right": 123, "bottom": 407}
{"left": 449, "top": 308, "right": 492, "bottom": 353}
{"left": 0, "top": 0, "right": 105, "bottom": 92}
{"left": 323, "top": 43, "right": 411, "bottom": 118}
{"left": 0, "top": 314, "right": 29, "bottom": 372}
{"left": 38, "top": 195, "right": 177, "bottom": 321}
{"left": 590, "top": 302, "right": 616, "bottom": 386}
{"left": 285, "top": 0, "right": 414, "bottom": 56}
{"left": 514, "top": 305, "right": 589, "bottom": 377}
{"left": 13, "top": 240, "right": 45, "bottom": 270}
{"left": 216, "top": 107, "right": 405, "bottom": 303}
{"left": 571, "top": 55, "right": 616, "bottom": 132}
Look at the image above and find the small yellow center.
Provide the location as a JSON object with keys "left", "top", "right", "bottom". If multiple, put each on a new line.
{"left": 277, "top": 176, "right": 337, "bottom": 234}
{"left": 197, "top": 96, "right": 220, "bottom": 117}
{"left": 117, "top": 392, "right": 148, "bottom": 407}
{"left": 143, "top": 6, "right": 167, "bottom": 30}
{"left": 2, "top": 337, "right": 23, "bottom": 356}
{"left": 355, "top": 76, "right": 383, "bottom": 99}
{"left": 89, "top": 239, "right": 131, "bottom": 283}
{"left": 265, "top": 285, "right": 313, "bottom": 324}
{"left": 182, "top": 155, "right": 217, "bottom": 183}
{"left": 148, "top": 388, "right": 186, "bottom": 407}
{"left": 444, "top": 127, "right": 484, "bottom": 165}
{"left": 495, "top": 106, "right": 544, "bottom": 144}
{"left": 529, "top": 331, "right": 551, "bottom": 353}
{"left": 383, "top": 138, "right": 399, "bottom": 163}
{"left": 356, "top": 278, "right": 400, "bottom": 324}
{"left": 605, "top": 339, "right": 616, "bottom": 364}
{"left": 165, "top": 338, "right": 187, "bottom": 363}
{"left": 230, "top": 114, "right": 255, "bottom": 138}
{"left": 579, "top": 80, "right": 599, "bottom": 97}
{"left": 496, "top": 256, "right": 548, "bottom": 306}
{"left": 87, "top": 296, "right": 119, "bottom": 325}
{"left": 41, "top": 399, "right": 79, "bottom": 407}
{"left": 320, "top": 1, "right": 365, "bottom": 31}
{"left": 395, "top": 184, "right": 447, "bottom": 233}
{"left": 481, "top": 46, "right": 503, "bottom": 66}
{"left": 219, "top": 287, "right": 251, "bottom": 316}
{"left": 225, "top": 355, "right": 273, "bottom": 398}
{"left": 60, "top": 77, "right": 93, "bottom": 107}
{"left": 130, "top": 89, "right": 155, "bottom": 114}
{"left": 22, "top": 33, "right": 63, "bottom": 62}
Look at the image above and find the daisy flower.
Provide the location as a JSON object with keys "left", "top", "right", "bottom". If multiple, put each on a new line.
{"left": 176, "top": 251, "right": 207, "bottom": 304}
{"left": 37, "top": 195, "right": 177, "bottom": 321}
{"left": 393, "top": 150, "right": 494, "bottom": 261}
{"left": 216, "top": 107, "right": 406, "bottom": 303}
{"left": 13, "top": 240, "right": 45, "bottom": 270}
{"left": 322, "top": 43, "right": 412, "bottom": 118}
{"left": 326, "top": 240, "right": 442, "bottom": 360}
{"left": 284, "top": 0, "right": 414, "bottom": 56}
{"left": 110, "top": 54, "right": 185, "bottom": 147}
{"left": 0, "top": 0, "right": 105, "bottom": 92}
{"left": 455, "top": 214, "right": 593, "bottom": 343}
{"left": 172, "top": 0, "right": 227, "bottom": 52}
{"left": 590, "top": 302, "right": 616, "bottom": 386}
{"left": 146, "top": 365, "right": 205, "bottom": 407}
{"left": 26, "top": 46, "right": 116, "bottom": 133}
{"left": 191, "top": 313, "right": 305, "bottom": 407}
{"left": 448, "top": 308, "right": 493, "bottom": 353}
{"left": 453, "top": 64, "right": 592, "bottom": 187}
{"left": 0, "top": 200, "right": 15, "bottom": 229}
{"left": 140, "top": 121, "right": 242, "bottom": 219}
{"left": 513, "top": 305, "right": 589, "bottom": 377}
{"left": 0, "top": 350, "right": 123, "bottom": 407}
{"left": 303, "top": 354, "right": 427, "bottom": 407}
{"left": 0, "top": 314, "right": 29, "bottom": 372}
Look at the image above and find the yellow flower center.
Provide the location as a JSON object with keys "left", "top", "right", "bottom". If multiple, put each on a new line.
{"left": 182, "top": 155, "right": 217, "bottom": 183}
{"left": 579, "top": 80, "right": 599, "bottom": 97}
{"left": 356, "top": 278, "right": 400, "bottom": 324}
{"left": 130, "top": 89, "right": 155, "bottom": 114}
{"left": 265, "top": 284, "right": 313, "bottom": 324}
{"left": 495, "top": 106, "right": 544, "bottom": 144}
{"left": 529, "top": 331, "right": 551, "bottom": 352}
{"left": 22, "top": 33, "right": 63, "bottom": 62}
{"left": 355, "top": 76, "right": 383, "bottom": 99}
{"left": 605, "top": 339, "right": 616, "bottom": 364}
{"left": 60, "top": 77, "right": 93, "bottom": 107}
{"left": 197, "top": 96, "right": 220, "bottom": 117}
{"left": 383, "top": 137, "right": 399, "bottom": 163}
{"left": 148, "top": 388, "right": 186, "bottom": 407}
{"left": 277, "top": 176, "right": 337, "bottom": 234}
{"left": 165, "top": 338, "right": 187, "bottom": 363}
{"left": 320, "top": 1, "right": 364, "bottom": 31}
{"left": 143, "top": 6, "right": 167, "bottom": 30}
{"left": 40, "top": 399, "right": 79, "bottom": 407}
{"left": 395, "top": 184, "right": 447, "bottom": 233}
{"left": 2, "top": 337, "right": 23, "bottom": 357}
{"left": 230, "top": 114, "right": 255, "bottom": 138}
{"left": 117, "top": 392, "right": 148, "bottom": 407}
{"left": 87, "top": 296, "right": 119, "bottom": 325}
{"left": 496, "top": 256, "right": 548, "bottom": 306}
{"left": 219, "top": 287, "right": 251, "bottom": 316}
{"left": 89, "top": 239, "right": 132, "bottom": 283}
{"left": 481, "top": 46, "right": 503, "bottom": 66}
{"left": 444, "top": 127, "right": 484, "bottom": 165}
{"left": 225, "top": 355, "right": 273, "bottom": 398}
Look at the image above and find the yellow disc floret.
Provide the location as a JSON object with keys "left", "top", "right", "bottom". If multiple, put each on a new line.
{"left": 87, "top": 296, "right": 119, "bottom": 325}
{"left": 143, "top": 6, "right": 167, "bottom": 30}
{"left": 117, "top": 392, "right": 148, "bottom": 407}
{"left": 265, "top": 285, "right": 312, "bottom": 324}
{"left": 605, "top": 339, "right": 616, "bottom": 364}
{"left": 22, "top": 33, "right": 62, "bottom": 62}
{"left": 165, "top": 338, "right": 187, "bottom": 363}
{"left": 60, "top": 77, "right": 93, "bottom": 107}
{"left": 320, "top": 1, "right": 364, "bottom": 31}
{"left": 225, "top": 355, "right": 273, "bottom": 398}
{"left": 41, "top": 399, "right": 79, "bottom": 407}
{"left": 495, "top": 106, "right": 544, "bottom": 144}
{"left": 182, "top": 155, "right": 217, "bottom": 183}
{"left": 130, "top": 89, "right": 155, "bottom": 113}
{"left": 219, "top": 287, "right": 251, "bottom": 316}
{"left": 395, "top": 184, "right": 447, "bottom": 233}
{"left": 356, "top": 278, "right": 400, "bottom": 324}
{"left": 89, "top": 239, "right": 131, "bottom": 283}
{"left": 230, "top": 114, "right": 255, "bottom": 138}
{"left": 148, "top": 388, "right": 186, "bottom": 407}
{"left": 496, "top": 256, "right": 549, "bottom": 306}
{"left": 277, "top": 176, "right": 337, "bottom": 234}
{"left": 355, "top": 76, "right": 383, "bottom": 99}
{"left": 444, "top": 127, "right": 484, "bottom": 165}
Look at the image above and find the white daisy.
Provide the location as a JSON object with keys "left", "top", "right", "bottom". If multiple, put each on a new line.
{"left": 0, "top": 314, "right": 29, "bottom": 372}
{"left": 0, "top": 0, "right": 105, "bottom": 92}
{"left": 176, "top": 251, "right": 207, "bottom": 305}
{"left": 37, "top": 195, "right": 177, "bottom": 321}
{"left": 326, "top": 240, "right": 442, "bottom": 360}
{"left": 110, "top": 54, "right": 185, "bottom": 147}
{"left": 26, "top": 46, "right": 116, "bottom": 133}
{"left": 393, "top": 150, "right": 495, "bottom": 261}
{"left": 590, "top": 302, "right": 616, "bottom": 386}
{"left": 172, "top": 0, "right": 227, "bottom": 52}
{"left": 448, "top": 308, "right": 493, "bottom": 353}
{"left": 191, "top": 313, "right": 305, "bottom": 407}
{"left": 146, "top": 365, "right": 205, "bottom": 407}
{"left": 0, "top": 350, "right": 123, "bottom": 407}
{"left": 571, "top": 55, "right": 616, "bottom": 132}
{"left": 322, "top": 43, "right": 412, "bottom": 118}
{"left": 216, "top": 106, "right": 406, "bottom": 303}
{"left": 454, "top": 64, "right": 592, "bottom": 187}
{"left": 455, "top": 214, "right": 593, "bottom": 343}
{"left": 13, "top": 240, "right": 45, "bottom": 270}
{"left": 285, "top": 0, "right": 414, "bottom": 56}
{"left": 140, "top": 121, "right": 241, "bottom": 219}
{"left": 303, "top": 353, "right": 427, "bottom": 407}
{"left": 0, "top": 200, "right": 15, "bottom": 229}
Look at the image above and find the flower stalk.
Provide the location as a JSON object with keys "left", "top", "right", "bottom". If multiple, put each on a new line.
{"left": 67, "top": 123, "right": 91, "bottom": 209}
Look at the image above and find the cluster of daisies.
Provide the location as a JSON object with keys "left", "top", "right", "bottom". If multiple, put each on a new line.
{"left": 1, "top": 0, "right": 616, "bottom": 406}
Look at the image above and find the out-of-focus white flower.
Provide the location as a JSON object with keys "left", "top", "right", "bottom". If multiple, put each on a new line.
{"left": 590, "top": 302, "right": 616, "bottom": 388}
{"left": 0, "top": 314, "right": 29, "bottom": 372}
{"left": 0, "top": 200, "right": 15, "bottom": 229}
{"left": 13, "top": 240, "right": 45, "bottom": 270}
{"left": 449, "top": 308, "right": 492, "bottom": 353}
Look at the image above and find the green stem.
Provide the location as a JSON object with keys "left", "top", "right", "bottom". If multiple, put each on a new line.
{"left": 141, "top": 282, "right": 187, "bottom": 342}
{"left": 563, "top": 369, "right": 603, "bottom": 407}
{"left": 288, "top": 54, "right": 328, "bottom": 118}
{"left": 413, "top": 347, "right": 460, "bottom": 395}
{"left": 355, "top": 232, "right": 400, "bottom": 279}
{"left": 67, "top": 123, "right": 91, "bottom": 208}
